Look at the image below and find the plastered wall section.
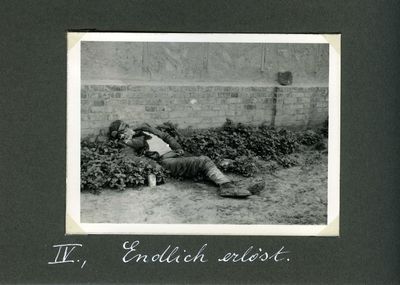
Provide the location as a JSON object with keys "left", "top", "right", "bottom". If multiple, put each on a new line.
{"left": 81, "top": 42, "right": 329, "bottom": 85}
{"left": 81, "top": 85, "right": 328, "bottom": 137}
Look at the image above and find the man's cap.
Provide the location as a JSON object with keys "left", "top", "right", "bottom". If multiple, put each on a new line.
{"left": 109, "top": 120, "right": 126, "bottom": 138}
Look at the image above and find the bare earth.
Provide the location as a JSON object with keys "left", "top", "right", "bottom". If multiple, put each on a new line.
{"left": 81, "top": 151, "right": 327, "bottom": 225}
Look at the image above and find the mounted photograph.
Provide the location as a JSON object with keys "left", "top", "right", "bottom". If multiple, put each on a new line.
{"left": 66, "top": 33, "right": 340, "bottom": 235}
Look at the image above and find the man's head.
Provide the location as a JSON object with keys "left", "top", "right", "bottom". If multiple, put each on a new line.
{"left": 109, "top": 120, "right": 135, "bottom": 140}
{"left": 109, "top": 120, "right": 149, "bottom": 153}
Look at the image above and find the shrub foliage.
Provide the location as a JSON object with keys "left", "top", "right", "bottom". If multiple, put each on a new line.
{"left": 179, "top": 120, "right": 299, "bottom": 167}
{"left": 81, "top": 140, "right": 169, "bottom": 193}
{"left": 81, "top": 119, "right": 326, "bottom": 192}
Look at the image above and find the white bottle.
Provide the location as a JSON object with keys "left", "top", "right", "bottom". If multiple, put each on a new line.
{"left": 148, "top": 174, "right": 157, "bottom": 187}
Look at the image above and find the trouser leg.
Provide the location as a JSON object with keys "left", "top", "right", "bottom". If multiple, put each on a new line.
{"left": 205, "top": 165, "right": 231, "bottom": 185}
{"left": 160, "top": 155, "right": 231, "bottom": 186}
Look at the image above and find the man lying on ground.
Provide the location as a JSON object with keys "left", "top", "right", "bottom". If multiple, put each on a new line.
{"left": 109, "top": 120, "right": 265, "bottom": 198}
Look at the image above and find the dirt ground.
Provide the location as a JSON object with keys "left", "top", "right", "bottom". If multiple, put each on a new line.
{"left": 81, "top": 150, "right": 327, "bottom": 225}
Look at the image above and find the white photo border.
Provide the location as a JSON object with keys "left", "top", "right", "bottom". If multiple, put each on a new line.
{"left": 67, "top": 33, "right": 340, "bottom": 236}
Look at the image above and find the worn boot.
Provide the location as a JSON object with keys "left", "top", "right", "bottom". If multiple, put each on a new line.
{"left": 245, "top": 177, "right": 266, "bottom": 195}
{"left": 218, "top": 182, "right": 251, "bottom": 198}
{"left": 218, "top": 177, "right": 266, "bottom": 198}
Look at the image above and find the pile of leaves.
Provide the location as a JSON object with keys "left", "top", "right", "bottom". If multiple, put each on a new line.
{"left": 81, "top": 140, "right": 169, "bottom": 193}
{"left": 320, "top": 118, "right": 328, "bottom": 138}
{"left": 178, "top": 120, "right": 299, "bottom": 172}
{"left": 296, "top": 129, "right": 323, "bottom": 146}
{"left": 81, "top": 119, "right": 327, "bottom": 192}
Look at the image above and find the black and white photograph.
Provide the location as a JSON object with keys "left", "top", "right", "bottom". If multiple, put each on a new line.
{"left": 3, "top": 0, "right": 400, "bottom": 282}
{"left": 67, "top": 33, "right": 340, "bottom": 235}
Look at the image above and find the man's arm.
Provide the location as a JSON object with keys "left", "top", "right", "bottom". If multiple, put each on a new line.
{"left": 133, "top": 123, "right": 183, "bottom": 151}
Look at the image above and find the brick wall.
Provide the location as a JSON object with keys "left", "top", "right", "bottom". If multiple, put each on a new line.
{"left": 81, "top": 84, "right": 328, "bottom": 137}
{"left": 80, "top": 42, "right": 329, "bottom": 137}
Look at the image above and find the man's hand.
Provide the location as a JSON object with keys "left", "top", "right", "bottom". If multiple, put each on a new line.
{"left": 175, "top": 149, "right": 185, "bottom": 156}
{"left": 122, "top": 128, "right": 136, "bottom": 140}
